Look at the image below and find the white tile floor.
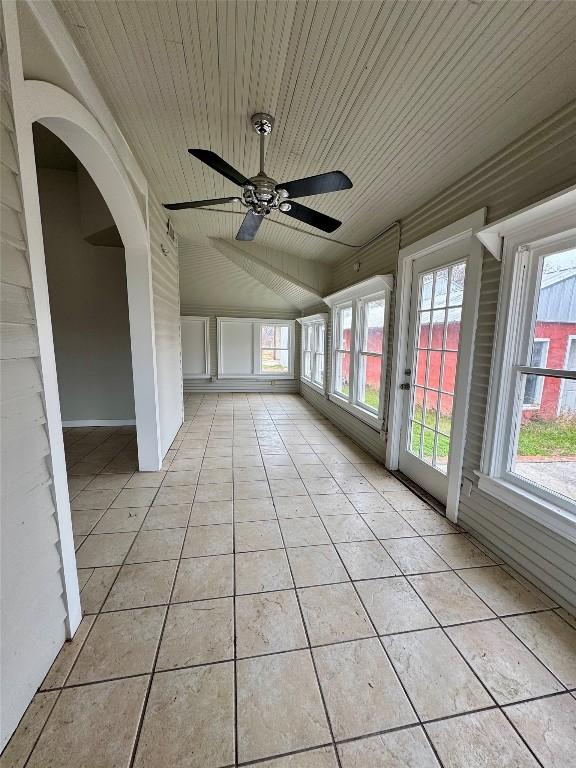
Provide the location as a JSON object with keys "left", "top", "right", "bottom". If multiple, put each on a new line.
{"left": 3, "top": 393, "right": 576, "bottom": 768}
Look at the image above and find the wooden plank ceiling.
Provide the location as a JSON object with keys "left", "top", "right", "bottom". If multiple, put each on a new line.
{"left": 55, "top": 0, "right": 576, "bottom": 264}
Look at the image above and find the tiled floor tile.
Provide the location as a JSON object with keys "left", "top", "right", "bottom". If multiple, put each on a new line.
{"left": 338, "top": 726, "right": 440, "bottom": 767}
{"left": 425, "top": 709, "right": 539, "bottom": 768}
{"left": 270, "top": 478, "right": 308, "bottom": 496}
{"left": 382, "top": 490, "right": 430, "bottom": 511}
{"left": 235, "top": 549, "right": 293, "bottom": 594}
{"left": 162, "top": 469, "right": 199, "bottom": 486}
{"left": 142, "top": 503, "right": 190, "bottom": 529}
{"left": 67, "top": 607, "right": 164, "bottom": 685}
{"left": 236, "top": 589, "right": 307, "bottom": 657}
{"left": 71, "top": 508, "right": 105, "bottom": 535}
{"left": 103, "top": 560, "right": 177, "bottom": 611}
{"left": 189, "top": 499, "right": 233, "bottom": 525}
{"left": 92, "top": 506, "right": 148, "bottom": 533}
{"left": 133, "top": 664, "right": 234, "bottom": 768}
{"left": 424, "top": 533, "right": 495, "bottom": 568}
{"left": 172, "top": 554, "right": 234, "bottom": 602}
{"left": 86, "top": 472, "right": 132, "bottom": 491}
{"left": 256, "top": 746, "right": 338, "bottom": 767}
{"left": 235, "top": 466, "right": 267, "bottom": 481}
{"left": 346, "top": 492, "right": 393, "bottom": 513}
{"left": 310, "top": 494, "right": 356, "bottom": 515}
{"left": 360, "top": 510, "right": 417, "bottom": 539}
{"left": 313, "top": 638, "right": 416, "bottom": 740}
{"left": 383, "top": 628, "right": 493, "bottom": 719}
{"left": 27, "top": 677, "right": 148, "bottom": 768}
{"left": 41, "top": 616, "right": 96, "bottom": 690}
{"left": 287, "top": 545, "right": 349, "bottom": 587}
{"left": 266, "top": 464, "right": 300, "bottom": 480}
{"left": 234, "top": 479, "right": 271, "bottom": 500}
{"left": 505, "top": 693, "right": 576, "bottom": 768}
{"left": 280, "top": 517, "right": 331, "bottom": 547}
{"left": 235, "top": 520, "right": 283, "bottom": 551}
{"left": 234, "top": 497, "right": 276, "bottom": 522}
{"left": 111, "top": 487, "right": 157, "bottom": 508}
{"left": 299, "top": 582, "right": 374, "bottom": 645}
{"left": 125, "top": 528, "right": 185, "bottom": 563}
{"left": 408, "top": 571, "right": 496, "bottom": 625}
{"left": 77, "top": 567, "right": 94, "bottom": 589}
{"left": 182, "top": 523, "right": 233, "bottom": 557}
{"left": 381, "top": 537, "right": 450, "bottom": 574}
{"left": 356, "top": 577, "right": 437, "bottom": 634}
{"left": 157, "top": 598, "right": 234, "bottom": 669}
{"left": 304, "top": 477, "right": 340, "bottom": 495}
{"left": 237, "top": 650, "right": 331, "bottom": 763}
{"left": 336, "top": 540, "right": 400, "bottom": 579}
{"left": 447, "top": 619, "right": 564, "bottom": 703}
{"left": 298, "top": 464, "right": 332, "bottom": 479}
{"left": 71, "top": 488, "right": 119, "bottom": 511}
{"left": 337, "top": 476, "right": 376, "bottom": 494}
{"left": 75, "top": 531, "right": 136, "bottom": 568}
{"left": 398, "top": 507, "right": 456, "bottom": 535}
{"left": 0, "top": 691, "right": 59, "bottom": 768}
{"left": 194, "top": 482, "right": 233, "bottom": 503}
{"left": 274, "top": 495, "right": 318, "bottom": 518}
{"left": 321, "top": 513, "right": 375, "bottom": 543}
{"left": 153, "top": 485, "right": 196, "bottom": 506}
{"left": 198, "top": 467, "right": 232, "bottom": 484}
{"left": 458, "top": 566, "right": 552, "bottom": 615}
{"left": 503, "top": 611, "right": 576, "bottom": 686}
{"left": 79, "top": 565, "right": 120, "bottom": 613}
{"left": 126, "top": 471, "right": 166, "bottom": 488}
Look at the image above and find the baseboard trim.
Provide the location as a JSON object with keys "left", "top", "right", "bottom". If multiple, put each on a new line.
{"left": 61, "top": 419, "right": 136, "bottom": 427}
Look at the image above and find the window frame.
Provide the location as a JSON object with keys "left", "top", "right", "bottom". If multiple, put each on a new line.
{"left": 216, "top": 317, "right": 295, "bottom": 379}
{"left": 477, "top": 192, "right": 576, "bottom": 541}
{"left": 324, "top": 276, "right": 393, "bottom": 430}
{"left": 298, "top": 313, "right": 327, "bottom": 393}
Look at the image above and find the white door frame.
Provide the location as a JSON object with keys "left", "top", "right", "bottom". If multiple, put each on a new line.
{"left": 6, "top": 33, "right": 162, "bottom": 633}
{"left": 386, "top": 210, "right": 486, "bottom": 522}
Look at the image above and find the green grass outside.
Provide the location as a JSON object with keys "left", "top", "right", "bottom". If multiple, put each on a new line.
{"left": 517, "top": 418, "right": 576, "bottom": 457}
{"left": 410, "top": 405, "right": 576, "bottom": 459}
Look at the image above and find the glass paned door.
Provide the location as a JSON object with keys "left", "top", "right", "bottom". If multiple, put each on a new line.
{"left": 399, "top": 250, "right": 470, "bottom": 505}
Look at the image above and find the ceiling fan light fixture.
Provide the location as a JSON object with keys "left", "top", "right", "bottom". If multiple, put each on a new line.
{"left": 163, "top": 112, "right": 352, "bottom": 240}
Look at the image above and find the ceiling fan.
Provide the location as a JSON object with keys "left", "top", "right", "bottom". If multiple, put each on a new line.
{"left": 164, "top": 113, "right": 352, "bottom": 241}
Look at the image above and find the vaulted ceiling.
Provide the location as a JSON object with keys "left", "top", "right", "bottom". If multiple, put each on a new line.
{"left": 52, "top": 0, "right": 576, "bottom": 307}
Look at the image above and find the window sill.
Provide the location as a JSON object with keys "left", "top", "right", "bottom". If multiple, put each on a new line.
{"left": 328, "top": 393, "right": 382, "bottom": 431}
{"left": 476, "top": 473, "right": 576, "bottom": 544}
{"left": 300, "top": 378, "right": 325, "bottom": 396}
{"left": 183, "top": 373, "right": 211, "bottom": 379}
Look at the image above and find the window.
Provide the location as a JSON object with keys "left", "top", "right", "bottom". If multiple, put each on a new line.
{"left": 299, "top": 314, "right": 327, "bottom": 392}
{"left": 180, "top": 316, "right": 210, "bottom": 378}
{"left": 217, "top": 318, "right": 295, "bottom": 378}
{"left": 477, "top": 188, "right": 576, "bottom": 537}
{"left": 324, "top": 275, "right": 393, "bottom": 428}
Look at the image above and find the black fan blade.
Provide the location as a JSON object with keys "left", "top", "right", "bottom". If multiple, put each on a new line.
{"left": 277, "top": 171, "right": 352, "bottom": 199}
{"left": 188, "top": 149, "right": 249, "bottom": 187}
{"left": 236, "top": 211, "right": 263, "bottom": 241}
{"left": 163, "top": 197, "right": 239, "bottom": 211}
{"left": 280, "top": 200, "right": 341, "bottom": 233}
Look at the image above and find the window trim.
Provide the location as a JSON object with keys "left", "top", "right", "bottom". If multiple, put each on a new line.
{"left": 298, "top": 313, "right": 327, "bottom": 394}
{"left": 324, "top": 275, "right": 393, "bottom": 430}
{"left": 180, "top": 316, "right": 211, "bottom": 379}
{"left": 216, "top": 317, "right": 295, "bottom": 379}
{"left": 477, "top": 193, "right": 576, "bottom": 539}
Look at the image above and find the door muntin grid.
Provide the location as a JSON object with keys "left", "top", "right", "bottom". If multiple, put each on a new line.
{"left": 407, "top": 262, "right": 466, "bottom": 473}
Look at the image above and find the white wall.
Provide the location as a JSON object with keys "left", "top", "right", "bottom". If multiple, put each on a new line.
{"left": 0, "top": 12, "right": 67, "bottom": 749}
{"left": 37, "top": 167, "right": 135, "bottom": 423}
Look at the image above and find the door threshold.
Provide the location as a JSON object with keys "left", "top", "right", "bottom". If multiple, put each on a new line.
{"left": 391, "top": 470, "right": 448, "bottom": 517}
